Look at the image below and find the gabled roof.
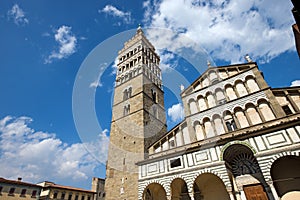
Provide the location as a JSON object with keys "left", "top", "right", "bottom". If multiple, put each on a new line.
{"left": 181, "top": 62, "right": 257, "bottom": 97}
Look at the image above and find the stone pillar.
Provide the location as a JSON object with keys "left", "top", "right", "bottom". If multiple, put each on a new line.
{"left": 243, "top": 109, "right": 253, "bottom": 126}
{"left": 240, "top": 190, "right": 247, "bottom": 200}
{"left": 286, "top": 92, "right": 300, "bottom": 112}
{"left": 234, "top": 191, "right": 242, "bottom": 200}
{"left": 231, "top": 176, "right": 242, "bottom": 200}
{"left": 165, "top": 190, "right": 171, "bottom": 200}
{"left": 268, "top": 182, "right": 280, "bottom": 200}
{"left": 256, "top": 106, "right": 266, "bottom": 122}
{"left": 227, "top": 191, "right": 235, "bottom": 200}
{"left": 232, "top": 114, "right": 241, "bottom": 129}
{"left": 188, "top": 192, "right": 195, "bottom": 200}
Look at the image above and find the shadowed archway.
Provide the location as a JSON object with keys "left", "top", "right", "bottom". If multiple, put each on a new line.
{"left": 171, "top": 178, "right": 190, "bottom": 200}
{"left": 142, "top": 183, "right": 167, "bottom": 200}
{"left": 271, "top": 155, "right": 300, "bottom": 200}
{"left": 193, "top": 173, "right": 230, "bottom": 200}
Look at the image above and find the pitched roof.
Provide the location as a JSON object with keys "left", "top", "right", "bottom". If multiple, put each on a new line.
{"left": 41, "top": 182, "right": 95, "bottom": 193}
{"left": 0, "top": 177, "right": 41, "bottom": 188}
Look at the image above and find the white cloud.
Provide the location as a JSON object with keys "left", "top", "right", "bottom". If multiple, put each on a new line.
{"left": 0, "top": 116, "right": 109, "bottom": 185}
{"left": 45, "top": 25, "right": 77, "bottom": 64}
{"left": 89, "top": 63, "right": 109, "bottom": 88}
{"left": 159, "top": 51, "right": 178, "bottom": 72}
{"left": 167, "top": 103, "right": 184, "bottom": 123}
{"left": 100, "top": 5, "right": 132, "bottom": 24}
{"left": 89, "top": 80, "right": 102, "bottom": 88}
{"left": 110, "top": 57, "right": 119, "bottom": 75}
{"left": 143, "top": 0, "right": 295, "bottom": 64}
{"left": 143, "top": 0, "right": 152, "bottom": 22}
{"left": 7, "top": 4, "right": 29, "bottom": 25}
{"left": 291, "top": 80, "right": 300, "bottom": 87}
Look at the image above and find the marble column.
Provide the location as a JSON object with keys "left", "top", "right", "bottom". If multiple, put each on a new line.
{"left": 268, "top": 182, "right": 280, "bottom": 200}
{"left": 188, "top": 192, "right": 195, "bottom": 200}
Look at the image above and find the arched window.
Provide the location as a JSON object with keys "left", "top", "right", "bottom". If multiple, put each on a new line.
{"left": 215, "top": 88, "right": 227, "bottom": 105}
{"left": 124, "top": 104, "right": 130, "bottom": 116}
{"left": 246, "top": 104, "right": 262, "bottom": 125}
{"left": 128, "top": 87, "right": 132, "bottom": 98}
{"left": 123, "top": 87, "right": 132, "bottom": 101}
{"left": 225, "top": 84, "right": 237, "bottom": 100}
{"left": 213, "top": 115, "right": 225, "bottom": 135}
{"left": 194, "top": 121, "right": 205, "bottom": 141}
{"left": 151, "top": 89, "right": 157, "bottom": 103}
{"left": 203, "top": 118, "right": 215, "bottom": 138}
{"left": 224, "top": 111, "right": 237, "bottom": 132}
{"left": 206, "top": 92, "right": 216, "bottom": 108}
{"left": 123, "top": 89, "right": 128, "bottom": 100}
{"left": 246, "top": 76, "right": 260, "bottom": 93}
{"left": 197, "top": 96, "right": 207, "bottom": 111}
{"left": 258, "top": 100, "right": 275, "bottom": 121}
{"left": 189, "top": 99, "right": 198, "bottom": 114}
{"left": 234, "top": 108, "right": 249, "bottom": 128}
{"left": 235, "top": 80, "right": 248, "bottom": 97}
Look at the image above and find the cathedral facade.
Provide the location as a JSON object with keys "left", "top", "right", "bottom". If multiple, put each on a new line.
{"left": 105, "top": 28, "right": 300, "bottom": 200}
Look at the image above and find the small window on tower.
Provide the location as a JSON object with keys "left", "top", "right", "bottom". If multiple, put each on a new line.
{"left": 124, "top": 105, "right": 130, "bottom": 116}
{"left": 123, "top": 90, "right": 128, "bottom": 101}
{"left": 123, "top": 88, "right": 132, "bottom": 101}
{"left": 128, "top": 87, "right": 132, "bottom": 98}
{"left": 151, "top": 89, "right": 157, "bottom": 103}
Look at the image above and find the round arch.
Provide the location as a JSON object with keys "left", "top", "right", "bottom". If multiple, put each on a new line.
{"left": 221, "top": 142, "right": 273, "bottom": 199}
{"left": 193, "top": 173, "right": 230, "bottom": 200}
{"left": 233, "top": 106, "right": 245, "bottom": 113}
{"left": 220, "top": 141, "right": 256, "bottom": 161}
{"left": 271, "top": 155, "right": 300, "bottom": 199}
{"left": 234, "top": 79, "right": 245, "bottom": 85}
{"left": 142, "top": 182, "right": 167, "bottom": 200}
{"left": 170, "top": 178, "right": 190, "bottom": 200}
{"left": 223, "top": 110, "right": 233, "bottom": 117}
{"left": 257, "top": 98, "right": 270, "bottom": 105}
{"left": 191, "top": 169, "right": 230, "bottom": 189}
{"left": 245, "top": 74, "right": 256, "bottom": 80}
{"left": 201, "top": 117, "right": 211, "bottom": 124}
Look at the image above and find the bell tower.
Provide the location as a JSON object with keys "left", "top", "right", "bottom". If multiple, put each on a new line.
{"left": 104, "top": 27, "right": 167, "bottom": 200}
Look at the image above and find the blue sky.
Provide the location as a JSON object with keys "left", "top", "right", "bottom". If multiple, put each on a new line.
{"left": 0, "top": 0, "right": 299, "bottom": 189}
